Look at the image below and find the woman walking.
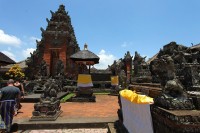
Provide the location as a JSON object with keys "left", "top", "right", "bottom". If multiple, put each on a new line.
{"left": 14, "top": 79, "right": 24, "bottom": 111}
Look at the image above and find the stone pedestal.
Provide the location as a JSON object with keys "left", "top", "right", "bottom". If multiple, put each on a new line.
{"left": 30, "top": 99, "right": 62, "bottom": 121}
{"left": 71, "top": 87, "right": 96, "bottom": 102}
{"left": 187, "top": 91, "right": 200, "bottom": 110}
{"left": 109, "top": 86, "right": 121, "bottom": 96}
{"left": 151, "top": 105, "right": 200, "bottom": 133}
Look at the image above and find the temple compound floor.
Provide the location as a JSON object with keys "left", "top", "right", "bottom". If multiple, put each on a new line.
{"left": 13, "top": 95, "right": 119, "bottom": 132}
{"left": 16, "top": 128, "right": 108, "bottom": 133}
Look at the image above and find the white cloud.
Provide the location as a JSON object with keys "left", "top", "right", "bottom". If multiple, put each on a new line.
{"left": 94, "top": 49, "right": 117, "bottom": 69}
{"left": 2, "top": 50, "right": 16, "bottom": 61}
{"left": 0, "top": 29, "right": 21, "bottom": 46}
{"left": 121, "top": 41, "right": 133, "bottom": 48}
{"left": 22, "top": 48, "right": 35, "bottom": 59}
{"left": 121, "top": 42, "right": 127, "bottom": 47}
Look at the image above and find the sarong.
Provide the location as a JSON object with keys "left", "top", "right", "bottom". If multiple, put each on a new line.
{"left": 0, "top": 100, "right": 16, "bottom": 132}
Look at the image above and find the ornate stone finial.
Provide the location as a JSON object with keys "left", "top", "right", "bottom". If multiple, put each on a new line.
{"left": 50, "top": 10, "right": 54, "bottom": 16}
{"left": 84, "top": 43, "right": 88, "bottom": 50}
{"left": 36, "top": 40, "right": 39, "bottom": 44}
{"left": 59, "top": 4, "right": 65, "bottom": 10}
{"left": 40, "top": 27, "right": 45, "bottom": 32}
{"left": 124, "top": 51, "right": 133, "bottom": 61}
{"left": 46, "top": 18, "right": 50, "bottom": 23}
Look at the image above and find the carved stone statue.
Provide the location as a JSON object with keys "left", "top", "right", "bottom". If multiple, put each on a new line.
{"left": 31, "top": 78, "right": 62, "bottom": 121}
{"left": 151, "top": 55, "right": 194, "bottom": 110}
{"left": 119, "top": 70, "right": 127, "bottom": 88}
{"left": 109, "top": 59, "right": 127, "bottom": 88}
{"left": 133, "top": 51, "right": 151, "bottom": 83}
{"left": 150, "top": 55, "right": 175, "bottom": 86}
{"left": 40, "top": 79, "right": 60, "bottom": 101}
{"left": 149, "top": 42, "right": 200, "bottom": 132}
{"left": 109, "top": 59, "right": 125, "bottom": 76}
{"left": 154, "top": 79, "right": 194, "bottom": 110}
{"left": 39, "top": 60, "right": 47, "bottom": 77}
{"left": 134, "top": 51, "right": 146, "bottom": 66}
{"left": 151, "top": 42, "right": 200, "bottom": 91}
{"left": 55, "top": 60, "right": 64, "bottom": 76}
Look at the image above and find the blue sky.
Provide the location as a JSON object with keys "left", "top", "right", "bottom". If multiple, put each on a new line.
{"left": 0, "top": 0, "right": 200, "bottom": 69}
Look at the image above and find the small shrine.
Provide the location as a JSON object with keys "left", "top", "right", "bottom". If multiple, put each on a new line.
{"left": 108, "top": 51, "right": 132, "bottom": 95}
{"left": 109, "top": 51, "right": 133, "bottom": 88}
{"left": 70, "top": 44, "right": 100, "bottom": 102}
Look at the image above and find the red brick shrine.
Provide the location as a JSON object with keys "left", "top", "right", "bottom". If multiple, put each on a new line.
{"left": 26, "top": 5, "right": 81, "bottom": 78}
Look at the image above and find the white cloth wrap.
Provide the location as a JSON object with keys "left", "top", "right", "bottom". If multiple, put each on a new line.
{"left": 121, "top": 96, "right": 154, "bottom": 133}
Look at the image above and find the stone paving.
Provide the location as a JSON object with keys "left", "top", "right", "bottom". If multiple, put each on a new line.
{"left": 17, "top": 128, "right": 108, "bottom": 133}
{"left": 13, "top": 95, "right": 119, "bottom": 132}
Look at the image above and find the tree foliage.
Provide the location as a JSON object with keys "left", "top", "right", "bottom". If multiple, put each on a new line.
{"left": 6, "top": 64, "right": 25, "bottom": 79}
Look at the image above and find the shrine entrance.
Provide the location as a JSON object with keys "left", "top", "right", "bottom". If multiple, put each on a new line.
{"left": 50, "top": 48, "right": 60, "bottom": 76}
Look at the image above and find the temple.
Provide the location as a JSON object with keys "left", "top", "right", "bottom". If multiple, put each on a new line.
{"left": 26, "top": 5, "right": 80, "bottom": 79}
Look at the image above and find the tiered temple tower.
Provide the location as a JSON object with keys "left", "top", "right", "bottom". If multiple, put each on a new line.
{"left": 26, "top": 5, "right": 80, "bottom": 78}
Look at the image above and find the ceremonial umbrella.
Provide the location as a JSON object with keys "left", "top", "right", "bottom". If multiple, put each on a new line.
{"left": 70, "top": 44, "right": 100, "bottom": 74}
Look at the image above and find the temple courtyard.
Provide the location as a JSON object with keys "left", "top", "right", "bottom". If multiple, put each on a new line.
{"left": 1, "top": 3, "right": 200, "bottom": 133}
{"left": 13, "top": 95, "right": 119, "bottom": 132}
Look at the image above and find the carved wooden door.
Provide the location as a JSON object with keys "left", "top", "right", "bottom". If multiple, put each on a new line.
{"left": 50, "top": 49, "right": 59, "bottom": 76}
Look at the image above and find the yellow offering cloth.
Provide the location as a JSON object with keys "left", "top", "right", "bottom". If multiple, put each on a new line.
{"left": 77, "top": 74, "right": 93, "bottom": 87}
{"left": 120, "top": 89, "right": 154, "bottom": 104}
{"left": 111, "top": 76, "right": 119, "bottom": 86}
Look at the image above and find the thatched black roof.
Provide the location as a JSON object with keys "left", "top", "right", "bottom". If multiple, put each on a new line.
{"left": 70, "top": 44, "right": 100, "bottom": 64}
{"left": 0, "top": 52, "right": 16, "bottom": 64}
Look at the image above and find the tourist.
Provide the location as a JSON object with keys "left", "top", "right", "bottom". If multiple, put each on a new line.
{"left": 0, "top": 79, "right": 20, "bottom": 133}
{"left": 14, "top": 79, "right": 25, "bottom": 111}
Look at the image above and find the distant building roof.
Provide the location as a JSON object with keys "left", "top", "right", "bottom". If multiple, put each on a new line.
{"left": 1, "top": 60, "right": 27, "bottom": 69}
{"left": 0, "top": 60, "right": 27, "bottom": 73}
{"left": 90, "top": 67, "right": 111, "bottom": 74}
{"left": 146, "top": 43, "right": 200, "bottom": 64}
{"left": 191, "top": 43, "right": 200, "bottom": 49}
{"left": 146, "top": 53, "right": 158, "bottom": 65}
{"left": 0, "top": 52, "right": 16, "bottom": 64}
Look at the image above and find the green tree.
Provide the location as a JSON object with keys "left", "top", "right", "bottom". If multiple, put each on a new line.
{"left": 6, "top": 64, "right": 25, "bottom": 80}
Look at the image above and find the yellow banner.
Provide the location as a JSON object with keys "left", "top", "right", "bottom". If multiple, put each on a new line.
{"left": 77, "top": 74, "right": 92, "bottom": 84}
{"left": 111, "top": 76, "right": 119, "bottom": 85}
